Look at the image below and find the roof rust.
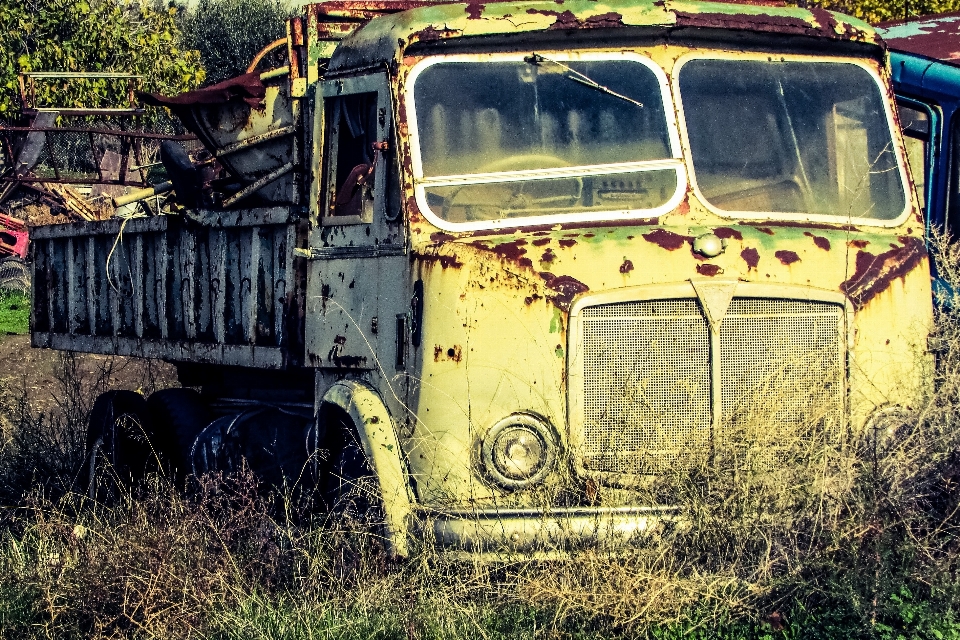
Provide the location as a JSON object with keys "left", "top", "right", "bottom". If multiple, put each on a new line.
{"left": 877, "top": 12, "right": 960, "bottom": 63}
{"left": 317, "top": 0, "right": 880, "bottom": 72}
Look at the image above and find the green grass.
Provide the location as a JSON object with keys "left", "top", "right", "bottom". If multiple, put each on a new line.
{"left": 0, "top": 291, "right": 30, "bottom": 335}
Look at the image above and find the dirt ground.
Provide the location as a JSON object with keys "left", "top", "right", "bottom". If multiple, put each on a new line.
{"left": 0, "top": 334, "right": 178, "bottom": 414}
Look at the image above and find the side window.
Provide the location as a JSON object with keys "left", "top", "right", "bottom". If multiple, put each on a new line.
{"left": 950, "top": 116, "right": 960, "bottom": 234}
{"left": 325, "top": 92, "right": 379, "bottom": 220}
{"left": 898, "top": 100, "right": 931, "bottom": 213}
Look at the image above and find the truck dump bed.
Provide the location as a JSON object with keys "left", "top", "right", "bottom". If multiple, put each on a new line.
{"left": 31, "top": 209, "right": 306, "bottom": 368}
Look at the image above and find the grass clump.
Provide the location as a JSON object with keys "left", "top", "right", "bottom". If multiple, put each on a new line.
{"left": 0, "top": 291, "right": 29, "bottom": 335}
{"left": 2, "top": 244, "right": 960, "bottom": 638}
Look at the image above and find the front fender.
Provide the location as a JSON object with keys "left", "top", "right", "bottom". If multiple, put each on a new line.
{"left": 320, "top": 380, "right": 413, "bottom": 556}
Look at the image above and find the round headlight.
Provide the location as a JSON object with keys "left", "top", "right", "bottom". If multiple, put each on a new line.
{"left": 481, "top": 414, "right": 556, "bottom": 490}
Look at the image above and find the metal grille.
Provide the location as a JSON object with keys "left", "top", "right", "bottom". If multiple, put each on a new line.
{"left": 581, "top": 299, "right": 711, "bottom": 474}
{"left": 720, "top": 298, "right": 844, "bottom": 467}
{"left": 579, "top": 296, "right": 844, "bottom": 475}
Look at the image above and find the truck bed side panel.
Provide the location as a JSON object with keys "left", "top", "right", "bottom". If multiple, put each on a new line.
{"left": 31, "top": 209, "right": 305, "bottom": 368}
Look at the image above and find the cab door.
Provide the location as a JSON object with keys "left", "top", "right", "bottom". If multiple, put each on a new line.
{"left": 305, "top": 72, "right": 406, "bottom": 372}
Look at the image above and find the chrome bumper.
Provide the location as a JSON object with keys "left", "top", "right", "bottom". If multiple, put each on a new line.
{"left": 415, "top": 506, "right": 676, "bottom": 554}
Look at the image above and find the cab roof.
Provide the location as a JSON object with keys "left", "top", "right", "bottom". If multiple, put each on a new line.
{"left": 321, "top": 0, "right": 880, "bottom": 73}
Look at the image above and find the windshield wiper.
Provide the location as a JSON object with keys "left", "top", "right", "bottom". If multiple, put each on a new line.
{"left": 524, "top": 53, "right": 644, "bottom": 109}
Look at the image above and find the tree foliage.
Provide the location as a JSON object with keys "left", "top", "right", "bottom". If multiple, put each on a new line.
{"left": 0, "top": 0, "right": 204, "bottom": 121}
{"left": 179, "top": 0, "right": 290, "bottom": 87}
{"left": 802, "top": 0, "right": 960, "bottom": 26}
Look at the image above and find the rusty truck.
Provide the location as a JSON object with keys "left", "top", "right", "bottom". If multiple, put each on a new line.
{"left": 30, "top": 0, "right": 934, "bottom": 556}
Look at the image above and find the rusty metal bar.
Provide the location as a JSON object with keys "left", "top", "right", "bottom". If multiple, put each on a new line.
{"left": 222, "top": 162, "right": 295, "bottom": 207}
{"left": 216, "top": 125, "right": 295, "bottom": 157}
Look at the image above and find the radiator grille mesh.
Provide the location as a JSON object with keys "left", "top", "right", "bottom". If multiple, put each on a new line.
{"left": 579, "top": 297, "right": 844, "bottom": 474}
{"left": 581, "top": 299, "right": 711, "bottom": 474}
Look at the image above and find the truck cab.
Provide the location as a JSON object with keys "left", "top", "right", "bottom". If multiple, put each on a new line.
{"left": 31, "top": 0, "right": 933, "bottom": 556}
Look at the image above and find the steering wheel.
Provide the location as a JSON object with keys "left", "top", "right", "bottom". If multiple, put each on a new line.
{"left": 442, "top": 154, "right": 583, "bottom": 222}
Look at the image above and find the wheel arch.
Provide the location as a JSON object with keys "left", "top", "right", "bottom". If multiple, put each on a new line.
{"left": 318, "top": 379, "right": 413, "bottom": 557}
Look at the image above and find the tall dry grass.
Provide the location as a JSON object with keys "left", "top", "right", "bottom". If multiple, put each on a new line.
{"left": 4, "top": 242, "right": 960, "bottom": 638}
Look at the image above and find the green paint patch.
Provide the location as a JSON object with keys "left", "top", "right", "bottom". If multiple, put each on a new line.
{"left": 550, "top": 307, "right": 562, "bottom": 333}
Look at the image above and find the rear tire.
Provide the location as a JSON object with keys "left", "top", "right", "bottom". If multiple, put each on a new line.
{"left": 85, "top": 390, "right": 150, "bottom": 500}
{"left": 146, "top": 388, "right": 210, "bottom": 483}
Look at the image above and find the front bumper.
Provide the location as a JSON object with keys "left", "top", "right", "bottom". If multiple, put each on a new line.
{"left": 415, "top": 506, "right": 677, "bottom": 555}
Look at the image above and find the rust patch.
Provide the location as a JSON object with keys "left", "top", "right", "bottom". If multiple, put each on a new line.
{"left": 643, "top": 229, "right": 692, "bottom": 251}
{"left": 848, "top": 239, "right": 869, "bottom": 249}
{"left": 558, "top": 238, "right": 577, "bottom": 248}
{"left": 416, "top": 252, "right": 463, "bottom": 269}
{"left": 524, "top": 293, "right": 543, "bottom": 305}
{"left": 741, "top": 247, "right": 759, "bottom": 269}
{"left": 714, "top": 227, "right": 743, "bottom": 241}
{"left": 540, "top": 272, "right": 589, "bottom": 310}
{"left": 775, "top": 250, "right": 800, "bottom": 265}
{"left": 804, "top": 232, "right": 831, "bottom": 251}
{"left": 414, "top": 25, "right": 462, "bottom": 41}
{"left": 526, "top": 8, "right": 624, "bottom": 30}
{"left": 696, "top": 263, "right": 722, "bottom": 277}
{"left": 465, "top": 0, "right": 483, "bottom": 19}
{"left": 753, "top": 220, "right": 859, "bottom": 232}
{"left": 755, "top": 227, "right": 774, "bottom": 235}
{"left": 840, "top": 237, "right": 927, "bottom": 309}
{"left": 435, "top": 345, "right": 463, "bottom": 363}
{"left": 532, "top": 237, "right": 551, "bottom": 247}
{"left": 541, "top": 248, "right": 556, "bottom": 263}
{"left": 430, "top": 231, "right": 457, "bottom": 242}
{"left": 673, "top": 8, "right": 864, "bottom": 40}
{"left": 620, "top": 258, "right": 634, "bottom": 274}
{"left": 472, "top": 239, "right": 529, "bottom": 263}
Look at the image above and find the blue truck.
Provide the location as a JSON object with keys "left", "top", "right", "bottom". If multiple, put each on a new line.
{"left": 879, "top": 14, "right": 960, "bottom": 240}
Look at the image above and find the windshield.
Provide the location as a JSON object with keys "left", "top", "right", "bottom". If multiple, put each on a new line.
{"left": 409, "top": 54, "right": 683, "bottom": 229}
{"left": 677, "top": 59, "right": 907, "bottom": 221}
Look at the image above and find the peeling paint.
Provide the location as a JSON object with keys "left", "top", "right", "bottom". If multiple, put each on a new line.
{"left": 840, "top": 236, "right": 927, "bottom": 309}
{"left": 558, "top": 238, "right": 577, "bottom": 248}
{"left": 775, "top": 250, "right": 800, "bottom": 265}
{"left": 541, "top": 248, "right": 556, "bottom": 263}
{"left": 525, "top": 8, "right": 625, "bottom": 30}
{"left": 696, "top": 263, "right": 722, "bottom": 276}
{"left": 714, "top": 227, "right": 743, "bottom": 241}
{"left": 620, "top": 258, "right": 634, "bottom": 273}
{"left": 804, "top": 232, "right": 831, "bottom": 251}
{"left": 642, "top": 229, "right": 691, "bottom": 251}
{"left": 848, "top": 239, "right": 870, "bottom": 249}
{"left": 540, "top": 272, "right": 589, "bottom": 310}
{"left": 741, "top": 247, "right": 760, "bottom": 269}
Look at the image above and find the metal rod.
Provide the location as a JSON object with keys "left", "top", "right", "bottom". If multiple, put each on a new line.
{"left": 112, "top": 181, "right": 173, "bottom": 208}
{"left": 216, "top": 125, "right": 295, "bottom": 157}
{"left": 222, "top": 163, "right": 294, "bottom": 207}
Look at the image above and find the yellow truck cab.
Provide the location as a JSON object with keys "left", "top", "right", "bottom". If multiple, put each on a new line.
{"left": 31, "top": 0, "right": 933, "bottom": 556}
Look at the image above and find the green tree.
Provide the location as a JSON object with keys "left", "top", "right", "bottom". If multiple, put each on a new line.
{"left": 0, "top": 0, "right": 204, "bottom": 121}
{"left": 180, "top": 0, "right": 289, "bottom": 87}
{"left": 802, "top": 0, "right": 960, "bottom": 25}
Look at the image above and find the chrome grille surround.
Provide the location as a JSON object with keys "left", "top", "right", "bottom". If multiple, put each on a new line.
{"left": 567, "top": 283, "right": 849, "bottom": 480}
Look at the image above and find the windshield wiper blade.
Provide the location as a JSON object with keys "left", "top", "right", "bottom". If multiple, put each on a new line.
{"left": 524, "top": 53, "right": 644, "bottom": 109}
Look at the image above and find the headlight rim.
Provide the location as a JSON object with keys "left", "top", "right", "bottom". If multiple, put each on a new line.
{"left": 480, "top": 412, "right": 557, "bottom": 490}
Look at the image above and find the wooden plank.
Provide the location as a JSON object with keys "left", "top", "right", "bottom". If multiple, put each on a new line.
{"left": 132, "top": 233, "right": 144, "bottom": 338}
{"left": 158, "top": 231, "right": 168, "bottom": 340}
{"left": 66, "top": 237, "right": 76, "bottom": 335}
{"left": 212, "top": 228, "right": 227, "bottom": 344}
{"left": 247, "top": 226, "right": 260, "bottom": 344}
{"left": 86, "top": 236, "right": 96, "bottom": 336}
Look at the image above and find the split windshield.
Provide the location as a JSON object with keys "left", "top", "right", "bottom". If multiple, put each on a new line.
{"left": 409, "top": 54, "right": 907, "bottom": 227}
